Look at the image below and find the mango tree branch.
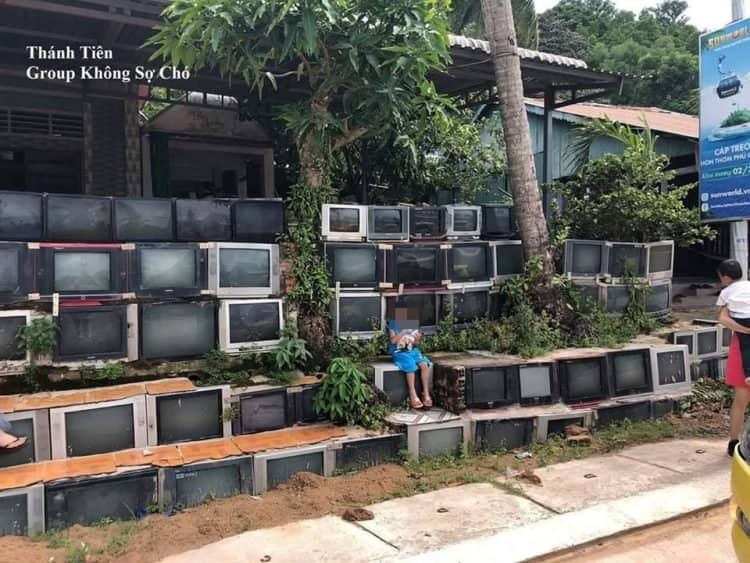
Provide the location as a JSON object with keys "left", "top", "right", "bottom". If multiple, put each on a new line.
{"left": 332, "top": 126, "right": 368, "bottom": 151}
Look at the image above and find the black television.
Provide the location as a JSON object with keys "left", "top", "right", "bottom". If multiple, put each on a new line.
{"left": 409, "top": 207, "right": 446, "bottom": 240}
{"left": 45, "top": 469, "right": 157, "bottom": 529}
{"left": 325, "top": 243, "right": 383, "bottom": 289}
{"left": 389, "top": 245, "right": 442, "bottom": 286}
{"left": 335, "top": 434, "right": 404, "bottom": 471}
{"left": 494, "top": 241, "right": 524, "bottom": 279}
{"left": 237, "top": 388, "right": 291, "bottom": 434}
{"left": 447, "top": 243, "right": 492, "bottom": 284}
{"left": 518, "top": 363, "right": 557, "bottom": 406}
{"left": 606, "top": 348, "right": 653, "bottom": 397}
{"left": 465, "top": 365, "right": 519, "bottom": 408}
{"left": 367, "top": 206, "right": 409, "bottom": 241}
{"left": 140, "top": 301, "right": 216, "bottom": 360}
{"left": 113, "top": 197, "right": 175, "bottom": 242}
{"left": 175, "top": 198, "right": 233, "bottom": 241}
{"left": 0, "top": 242, "right": 34, "bottom": 304}
{"left": 558, "top": 356, "right": 609, "bottom": 403}
{"left": 604, "top": 285, "right": 631, "bottom": 313}
{"left": 0, "top": 314, "right": 27, "bottom": 362}
{"left": 297, "top": 383, "right": 325, "bottom": 423}
{"left": 481, "top": 204, "right": 517, "bottom": 239}
{"left": 441, "top": 290, "right": 489, "bottom": 328}
{"left": 131, "top": 243, "right": 207, "bottom": 298}
{"left": 608, "top": 243, "right": 647, "bottom": 278}
{"left": 55, "top": 306, "right": 129, "bottom": 362}
{"left": 232, "top": 198, "right": 285, "bottom": 243}
{"left": 645, "top": 282, "right": 671, "bottom": 316}
{"left": 384, "top": 293, "right": 438, "bottom": 334}
{"left": 333, "top": 294, "right": 382, "bottom": 337}
{"left": 475, "top": 418, "right": 534, "bottom": 452}
{"left": 161, "top": 458, "right": 253, "bottom": 511}
{"left": 596, "top": 401, "right": 652, "bottom": 428}
{"left": 45, "top": 194, "right": 113, "bottom": 242}
{"left": 37, "top": 244, "right": 128, "bottom": 298}
{"left": 152, "top": 387, "right": 226, "bottom": 444}
{"left": 265, "top": 450, "right": 325, "bottom": 490}
{"left": 0, "top": 191, "right": 43, "bottom": 241}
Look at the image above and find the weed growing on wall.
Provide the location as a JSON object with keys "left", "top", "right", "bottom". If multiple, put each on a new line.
{"left": 17, "top": 317, "right": 57, "bottom": 364}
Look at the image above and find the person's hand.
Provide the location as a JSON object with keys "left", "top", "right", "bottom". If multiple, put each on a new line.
{"left": 413, "top": 330, "right": 422, "bottom": 342}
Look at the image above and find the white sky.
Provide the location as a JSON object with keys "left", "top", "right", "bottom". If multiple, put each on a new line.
{"left": 535, "top": 0, "right": 740, "bottom": 33}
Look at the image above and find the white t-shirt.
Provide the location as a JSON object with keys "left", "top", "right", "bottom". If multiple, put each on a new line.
{"left": 717, "top": 280, "right": 750, "bottom": 318}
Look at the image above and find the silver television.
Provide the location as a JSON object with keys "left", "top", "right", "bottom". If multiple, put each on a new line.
{"left": 218, "top": 299, "right": 284, "bottom": 353}
{"left": 207, "top": 242, "right": 280, "bottom": 298}
{"left": 321, "top": 204, "right": 367, "bottom": 242}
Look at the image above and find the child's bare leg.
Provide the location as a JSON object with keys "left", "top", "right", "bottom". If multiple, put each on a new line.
{"left": 0, "top": 429, "right": 20, "bottom": 448}
{"left": 419, "top": 363, "right": 432, "bottom": 407}
{"left": 406, "top": 372, "right": 422, "bottom": 408}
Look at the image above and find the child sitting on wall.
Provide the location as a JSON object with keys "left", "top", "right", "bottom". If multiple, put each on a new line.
{"left": 387, "top": 301, "right": 432, "bottom": 410}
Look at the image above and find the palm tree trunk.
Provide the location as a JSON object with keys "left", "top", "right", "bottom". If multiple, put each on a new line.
{"left": 480, "top": 0, "right": 554, "bottom": 279}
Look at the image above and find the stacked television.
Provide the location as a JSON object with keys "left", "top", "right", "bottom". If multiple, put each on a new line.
{"left": 671, "top": 321, "right": 731, "bottom": 381}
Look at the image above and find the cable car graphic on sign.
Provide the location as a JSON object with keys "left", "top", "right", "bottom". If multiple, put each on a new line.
{"left": 717, "top": 55, "right": 743, "bottom": 99}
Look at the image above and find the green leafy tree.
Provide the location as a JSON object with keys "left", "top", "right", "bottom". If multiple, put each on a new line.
{"left": 450, "top": 0, "right": 539, "bottom": 49}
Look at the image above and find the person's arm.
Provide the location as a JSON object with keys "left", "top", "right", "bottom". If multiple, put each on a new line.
{"left": 389, "top": 329, "right": 410, "bottom": 344}
{"left": 718, "top": 306, "right": 750, "bottom": 334}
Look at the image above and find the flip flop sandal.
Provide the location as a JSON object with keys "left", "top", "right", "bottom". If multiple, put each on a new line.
{"left": 423, "top": 398, "right": 433, "bottom": 408}
{"left": 0, "top": 437, "right": 27, "bottom": 453}
{"left": 409, "top": 398, "right": 424, "bottom": 410}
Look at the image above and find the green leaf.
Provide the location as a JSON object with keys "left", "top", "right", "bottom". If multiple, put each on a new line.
{"left": 301, "top": 8, "right": 317, "bottom": 54}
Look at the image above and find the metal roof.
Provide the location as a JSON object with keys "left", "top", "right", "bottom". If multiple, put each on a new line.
{"left": 449, "top": 34, "right": 589, "bottom": 70}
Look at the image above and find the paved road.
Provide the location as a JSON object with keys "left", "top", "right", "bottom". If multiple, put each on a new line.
{"left": 542, "top": 504, "right": 735, "bottom": 563}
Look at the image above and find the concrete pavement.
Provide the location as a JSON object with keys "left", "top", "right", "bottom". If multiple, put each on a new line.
{"left": 161, "top": 438, "right": 731, "bottom": 563}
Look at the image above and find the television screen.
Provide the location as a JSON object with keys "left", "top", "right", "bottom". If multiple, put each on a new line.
{"left": 605, "top": 285, "right": 630, "bottom": 313}
{"left": 240, "top": 390, "right": 287, "bottom": 434}
{"left": 609, "top": 245, "right": 645, "bottom": 277}
{"left": 475, "top": 419, "right": 533, "bottom": 452}
{"left": 385, "top": 294, "right": 437, "bottom": 328}
{"left": 338, "top": 296, "right": 381, "bottom": 333}
{"left": 0, "top": 493, "right": 29, "bottom": 536}
{"left": 546, "top": 416, "right": 585, "bottom": 437}
{"left": 468, "top": 368, "right": 508, "bottom": 405}
{"left": 574, "top": 283, "right": 600, "bottom": 304}
{"left": 451, "top": 291, "right": 488, "bottom": 324}
{"left": 695, "top": 358, "right": 720, "bottom": 380}
{"left": 723, "top": 327, "right": 733, "bottom": 348}
{"left": 646, "top": 284, "right": 670, "bottom": 313}
{"left": 0, "top": 316, "right": 25, "bottom": 361}
{"left": 45, "top": 470, "right": 157, "bottom": 529}
{"left": 65, "top": 404, "right": 135, "bottom": 457}
{"left": 233, "top": 200, "right": 285, "bottom": 242}
{"left": 330, "top": 245, "right": 378, "bottom": 286}
{"left": 337, "top": 435, "right": 403, "bottom": 470}
{"left": 674, "top": 334, "right": 693, "bottom": 355}
{"left": 418, "top": 426, "right": 463, "bottom": 458}
{"left": 57, "top": 308, "right": 126, "bottom": 360}
{"left": 46, "top": 195, "right": 112, "bottom": 242}
{"left": 141, "top": 302, "right": 216, "bottom": 360}
{"left": 656, "top": 350, "right": 688, "bottom": 385}
{"left": 54, "top": 252, "right": 111, "bottom": 293}
{"left": 519, "top": 365, "right": 552, "bottom": 400}
{"left": 697, "top": 330, "right": 718, "bottom": 356}
{"left": 564, "top": 359, "right": 604, "bottom": 401}
{"left": 0, "top": 248, "right": 21, "bottom": 296}
{"left": 228, "top": 301, "right": 280, "bottom": 344}
{"left": 114, "top": 198, "right": 174, "bottom": 241}
{"left": 380, "top": 368, "right": 424, "bottom": 405}
{"left": 174, "top": 463, "right": 242, "bottom": 508}
{"left": 395, "top": 247, "right": 438, "bottom": 285}
{"left": 597, "top": 402, "right": 651, "bottom": 427}
{"left": 450, "top": 245, "right": 489, "bottom": 282}
{"left": 329, "top": 207, "right": 360, "bottom": 233}
{"left": 175, "top": 199, "right": 232, "bottom": 241}
{"left": 139, "top": 247, "right": 198, "bottom": 292}
{"left": 299, "top": 385, "right": 322, "bottom": 422}
{"left": 496, "top": 244, "right": 524, "bottom": 277}
{"left": 569, "top": 242, "right": 602, "bottom": 275}
{"left": 0, "top": 418, "right": 35, "bottom": 468}
{"left": 372, "top": 208, "right": 404, "bottom": 234}
{"left": 452, "top": 208, "right": 478, "bottom": 232}
{"left": 267, "top": 452, "right": 324, "bottom": 490}
{"left": 612, "top": 351, "right": 649, "bottom": 394}
{"left": 410, "top": 207, "right": 444, "bottom": 238}
{"left": 483, "top": 206, "right": 513, "bottom": 235}
{"left": 219, "top": 247, "right": 270, "bottom": 288}
{"left": 156, "top": 389, "right": 223, "bottom": 444}
{"left": 648, "top": 244, "right": 673, "bottom": 274}
{"left": 0, "top": 191, "right": 43, "bottom": 241}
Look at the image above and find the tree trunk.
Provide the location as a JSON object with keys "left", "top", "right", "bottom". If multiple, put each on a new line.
{"left": 480, "top": 0, "right": 555, "bottom": 279}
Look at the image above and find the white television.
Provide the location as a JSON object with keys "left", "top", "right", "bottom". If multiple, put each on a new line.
{"left": 645, "top": 240, "right": 674, "bottom": 281}
{"left": 207, "top": 242, "right": 280, "bottom": 297}
{"left": 218, "top": 299, "right": 284, "bottom": 353}
{"left": 252, "top": 443, "right": 336, "bottom": 494}
{"left": 406, "top": 418, "right": 471, "bottom": 460}
{"left": 535, "top": 410, "right": 593, "bottom": 441}
{"left": 645, "top": 280, "right": 672, "bottom": 317}
{"left": 321, "top": 204, "right": 367, "bottom": 242}
{"left": 444, "top": 205, "right": 482, "bottom": 239}
{"left": 0, "top": 483, "right": 44, "bottom": 536}
{"left": 331, "top": 292, "right": 384, "bottom": 339}
{"left": 650, "top": 345, "right": 691, "bottom": 394}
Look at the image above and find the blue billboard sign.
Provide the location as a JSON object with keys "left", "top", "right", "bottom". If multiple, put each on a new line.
{"left": 700, "top": 18, "right": 750, "bottom": 221}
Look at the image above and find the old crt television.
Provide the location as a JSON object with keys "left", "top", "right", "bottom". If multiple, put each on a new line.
{"left": 604, "top": 284, "right": 630, "bottom": 313}
{"left": 481, "top": 204, "right": 517, "bottom": 239}
{"left": 208, "top": 242, "right": 280, "bottom": 297}
{"left": 55, "top": 305, "right": 137, "bottom": 363}
{"left": 695, "top": 327, "right": 720, "bottom": 358}
{"left": 331, "top": 293, "right": 383, "bottom": 339}
{"left": 0, "top": 242, "right": 34, "bottom": 304}
{"left": 572, "top": 281, "right": 601, "bottom": 306}
{"left": 37, "top": 243, "right": 128, "bottom": 298}
{"left": 367, "top": 205, "right": 409, "bottom": 241}
{"left": 0, "top": 191, "right": 43, "bottom": 241}
{"left": 175, "top": 198, "right": 233, "bottom": 241}
{"left": 140, "top": 301, "right": 216, "bottom": 360}
{"left": 721, "top": 325, "right": 732, "bottom": 352}
{"left": 0, "top": 310, "right": 32, "bottom": 375}
{"left": 0, "top": 484, "right": 44, "bottom": 536}
{"left": 334, "top": 434, "right": 405, "bottom": 471}
{"left": 446, "top": 242, "right": 492, "bottom": 286}
{"left": 295, "top": 382, "right": 325, "bottom": 423}
{"left": 558, "top": 356, "right": 609, "bottom": 403}
{"left": 384, "top": 292, "right": 439, "bottom": 335}
{"left": 492, "top": 240, "right": 524, "bottom": 280}
{"left": 645, "top": 240, "right": 674, "bottom": 281}
{"left": 607, "top": 242, "right": 647, "bottom": 278}
{"left": 321, "top": 204, "right": 367, "bottom": 242}
{"left": 113, "top": 197, "right": 175, "bottom": 242}
{"left": 325, "top": 243, "right": 384, "bottom": 289}
{"left": 651, "top": 345, "right": 690, "bottom": 393}
{"left": 219, "top": 299, "right": 283, "bottom": 353}
{"left": 671, "top": 330, "right": 695, "bottom": 356}
{"left": 50, "top": 395, "right": 147, "bottom": 458}
{"left": 159, "top": 457, "right": 253, "bottom": 510}
{"left": 388, "top": 244, "right": 443, "bottom": 287}
{"left": 406, "top": 419, "right": 470, "bottom": 459}
{"left": 146, "top": 385, "right": 231, "bottom": 446}
{"left": 444, "top": 205, "right": 481, "bottom": 239}
{"left": 235, "top": 387, "right": 292, "bottom": 434}
{"left": 693, "top": 357, "right": 721, "bottom": 381}
{"left": 606, "top": 348, "right": 653, "bottom": 398}
{"left": 596, "top": 400, "right": 652, "bottom": 427}
{"left": 536, "top": 411, "right": 593, "bottom": 440}
{"left": 562, "top": 239, "right": 606, "bottom": 277}
{"left": 475, "top": 418, "right": 534, "bottom": 452}
{"left": 233, "top": 198, "right": 285, "bottom": 243}
{"left": 440, "top": 288, "right": 490, "bottom": 328}
{"left": 45, "top": 468, "right": 157, "bottom": 529}
{"left": 131, "top": 243, "right": 207, "bottom": 298}
{"left": 518, "top": 363, "right": 558, "bottom": 406}
{"left": 253, "top": 444, "right": 335, "bottom": 493}
{"left": 370, "top": 362, "right": 432, "bottom": 406}
{"left": 0, "top": 410, "right": 51, "bottom": 469}
{"left": 45, "top": 194, "right": 113, "bottom": 242}
{"left": 465, "top": 364, "right": 520, "bottom": 408}
{"left": 410, "top": 206, "right": 446, "bottom": 240}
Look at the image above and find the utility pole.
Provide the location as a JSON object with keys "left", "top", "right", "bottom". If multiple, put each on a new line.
{"left": 730, "top": 0, "right": 748, "bottom": 277}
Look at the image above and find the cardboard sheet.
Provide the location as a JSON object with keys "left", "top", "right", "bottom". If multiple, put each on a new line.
{"left": 179, "top": 438, "right": 243, "bottom": 464}
{"left": 231, "top": 425, "right": 347, "bottom": 454}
